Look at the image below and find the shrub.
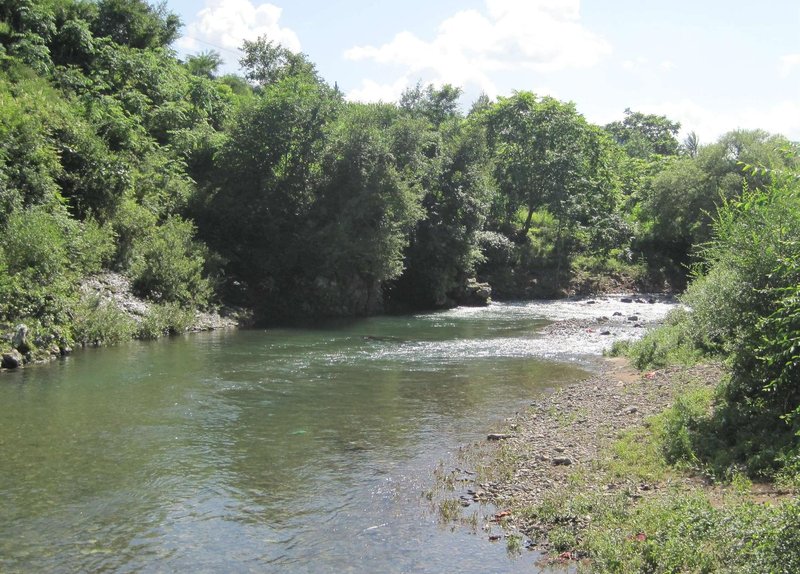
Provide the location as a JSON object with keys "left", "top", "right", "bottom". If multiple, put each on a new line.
{"left": 136, "top": 302, "right": 195, "bottom": 339}
{"left": 129, "top": 216, "right": 211, "bottom": 306}
{"left": 1, "top": 205, "right": 71, "bottom": 282}
{"left": 71, "top": 295, "right": 136, "bottom": 346}
{"left": 621, "top": 308, "right": 703, "bottom": 369}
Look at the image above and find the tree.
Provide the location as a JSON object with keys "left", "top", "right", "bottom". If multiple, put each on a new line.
{"left": 310, "top": 103, "right": 424, "bottom": 314}
{"left": 605, "top": 108, "right": 681, "bottom": 159}
{"left": 391, "top": 114, "right": 495, "bottom": 307}
{"left": 91, "top": 0, "right": 181, "bottom": 49}
{"left": 239, "top": 37, "right": 317, "bottom": 87}
{"left": 639, "top": 129, "right": 795, "bottom": 265}
{"left": 399, "top": 82, "right": 462, "bottom": 127}
{"left": 682, "top": 130, "right": 700, "bottom": 158}
{"left": 185, "top": 50, "right": 223, "bottom": 78}
{"left": 200, "top": 74, "right": 340, "bottom": 316}
{"left": 486, "top": 93, "right": 595, "bottom": 236}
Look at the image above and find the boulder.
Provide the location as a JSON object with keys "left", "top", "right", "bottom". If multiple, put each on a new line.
{"left": 487, "top": 433, "right": 513, "bottom": 441}
{"left": 2, "top": 349, "right": 24, "bottom": 369}
{"left": 12, "top": 324, "right": 31, "bottom": 354}
{"left": 452, "top": 279, "right": 492, "bottom": 307}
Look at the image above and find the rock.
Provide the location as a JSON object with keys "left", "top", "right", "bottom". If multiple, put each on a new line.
{"left": 600, "top": 330, "right": 612, "bottom": 336}
{"left": 627, "top": 316, "right": 639, "bottom": 322}
{"left": 12, "top": 324, "right": 31, "bottom": 354}
{"left": 634, "top": 298, "right": 646, "bottom": 304}
{"left": 648, "top": 298, "right": 656, "bottom": 304}
{"left": 552, "top": 457, "right": 573, "bottom": 466}
{"left": 487, "top": 433, "right": 513, "bottom": 441}
{"left": 449, "top": 278, "right": 493, "bottom": 307}
{"left": 613, "top": 311, "right": 623, "bottom": 316}
{"left": 620, "top": 297, "right": 633, "bottom": 303}
{"left": 586, "top": 300, "right": 597, "bottom": 305}
{"left": 2, "top": 349, "right": 24, "bottom": 369}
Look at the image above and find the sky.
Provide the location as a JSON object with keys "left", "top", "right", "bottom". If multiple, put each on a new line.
{"left": 169, "top": 0, "right": 800, "bottom": 142}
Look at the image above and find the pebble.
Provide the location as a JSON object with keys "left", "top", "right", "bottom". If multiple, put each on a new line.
{"left": 487, "top": 433, "right": 513, "bottom": 441}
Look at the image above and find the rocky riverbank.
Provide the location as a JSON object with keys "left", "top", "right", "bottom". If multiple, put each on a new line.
{"left": 1, "top": 272, "right": 248, "bottom": 370}
{"left": 441, "top": 358, "right": 725, "bottom": 561}
{"left": 81, "top": 272, "right": 248, "bottom": 332}
{"left": 425, "top": 296, "right": 738, "bottom": 565}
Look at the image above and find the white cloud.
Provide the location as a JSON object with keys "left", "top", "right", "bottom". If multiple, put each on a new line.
{"left": 344, "top": 0, "right": 610, "bottom": 101}
{"left": 347, "top": 77, "right": 412, "bottom": 103}
{"left": 635, "top": 99, "right": 800, "bottom": 143}
{"left": 780, "top": 53, "right": 800, "bottom": 78}
{"left": 621, "top": 57, "right": 674, "bottom": 73}
{"left": 177, "top": 0, "right": 301, "bottom": 58}
{"left": 622, "top": 56, "right": 647, "bottom": 70}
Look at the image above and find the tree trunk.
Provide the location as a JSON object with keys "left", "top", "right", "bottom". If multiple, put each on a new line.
{"left": 522, "top": 204, "right": 535, "bottom": 235}
{"left": 554, "top": 218, "right": 563, "bottom": 291}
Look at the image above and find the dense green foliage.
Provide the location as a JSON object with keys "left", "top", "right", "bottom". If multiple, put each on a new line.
{"left": 616, "top": 147, "right": 800, "bottom": 484}
{"left": 0, "top": 0, "right": 795, "bottom": 355}
{"left": 3, "top": 2, "right": 799, "bottom": 570}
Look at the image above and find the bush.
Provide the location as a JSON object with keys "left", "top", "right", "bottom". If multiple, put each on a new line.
{"left": 129, "top": 216, "right": 211, "bottom": 306}
{"left": 136, "top": 302, "right": 195, "bottom": 339}
{"left": 71, "top": 295, "right": 136, "bottom": 346}
{"left": 1, "top": 205, "right": 71, "bottom": 282}
{"left": 658, "top": 386, "right": 715, "bottom": 467}
{"left": 618, "top": 308, "right": 703, "bottom": 369}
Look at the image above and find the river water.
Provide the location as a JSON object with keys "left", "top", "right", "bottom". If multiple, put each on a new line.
{"left": 0, "top": 299, "right": 671, "bottom": 573}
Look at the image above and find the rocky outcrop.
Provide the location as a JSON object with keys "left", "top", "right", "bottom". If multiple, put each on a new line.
{"left": 1, "top": 349, "right": 24, "bottom": 369}
{"left": 81, "top": 272, "right": 240, "bottom": 331}
{"left": 450, "top": 278, "right": 492, "bottom": 307}
{"left": 12, "top": 324, "right": 31, "bottom": 354}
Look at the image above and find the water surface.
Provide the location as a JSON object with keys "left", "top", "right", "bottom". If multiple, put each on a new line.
{"left": 1, "top": 303, "right": 598, "bottom": 573}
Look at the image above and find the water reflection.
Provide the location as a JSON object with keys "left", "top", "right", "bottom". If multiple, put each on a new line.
{"left": 0, "top": 305, "right": 589, "bottom": 573}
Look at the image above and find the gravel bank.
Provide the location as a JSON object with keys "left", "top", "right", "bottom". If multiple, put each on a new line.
{"left": 451, "top": 360, "right": 724, "bottom": 556}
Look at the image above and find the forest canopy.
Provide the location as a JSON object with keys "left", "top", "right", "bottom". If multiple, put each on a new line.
{"left": 0, "top": 0, "right": 796, "bottom": 337}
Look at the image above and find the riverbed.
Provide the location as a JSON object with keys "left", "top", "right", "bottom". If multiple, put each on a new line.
{"left": 0, "top": 297, "right": 673, "bottom": 573}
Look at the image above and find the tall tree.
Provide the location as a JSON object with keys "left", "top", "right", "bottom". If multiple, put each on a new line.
{"left": 310, "top": 103, "right": 424, "bottom": 314}
{"left": 91, "top": 0, "right": 181, "bottom": 49}
{"left": 239, "top": 37, "right": 317, "bottom": 87}
{"left": 399, "top": 82, "right": 462, "bottom": 127}
{"left": 605, "top": 108, "right": 681, "bottom": 159}
{"left": 486, "top": 93, "right": 593, "bottom": 236}
{"left": 201, "top": 73, "right": 340, "bottom": 316}
{"left": 185, "top": 50, "right": 223, "bottom": 78}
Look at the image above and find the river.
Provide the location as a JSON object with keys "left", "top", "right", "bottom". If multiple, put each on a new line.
{"left": 0, "top": 298, "right": 673, "bottom": 572}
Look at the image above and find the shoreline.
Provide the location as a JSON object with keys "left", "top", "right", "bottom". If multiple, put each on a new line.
{"left": 437, "top": 333, "right": 727, "bottom": 562}
{"left": 2, "top": 289, "right": 672, "bottom": 373}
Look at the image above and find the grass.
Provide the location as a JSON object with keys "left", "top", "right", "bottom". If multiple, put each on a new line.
{"left": 516, "top": 380, "right": 800, "bottom": 573}
{"left": 608, "top": 309, "right": 704, "bottom": 369}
